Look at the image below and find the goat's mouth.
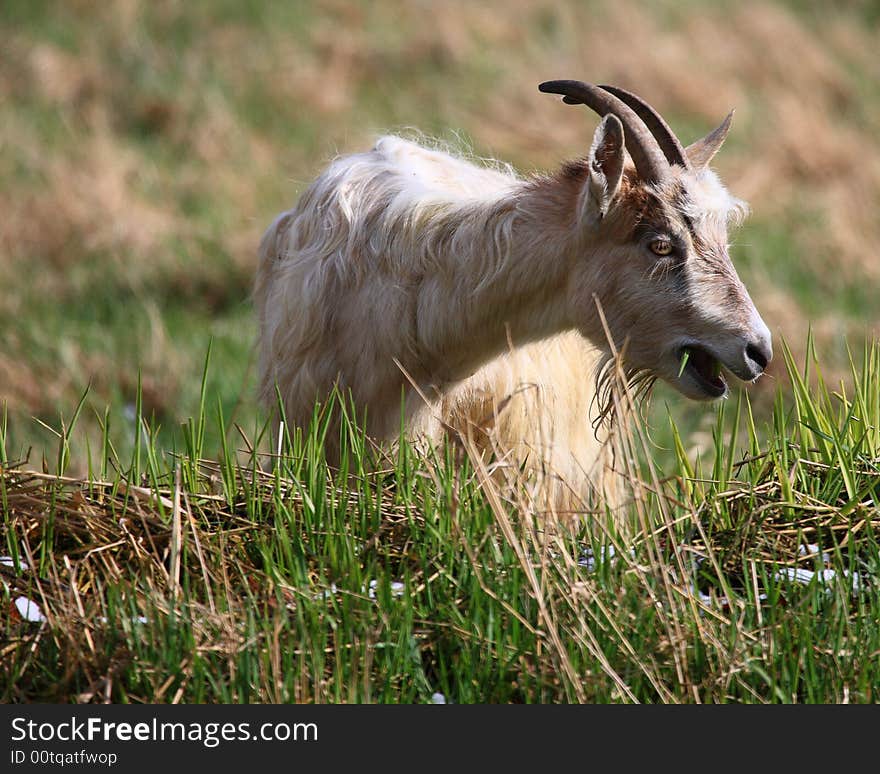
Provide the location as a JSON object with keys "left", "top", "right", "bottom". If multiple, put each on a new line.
{"left": 677, "top": 345, "right": 728, "bottom": 398}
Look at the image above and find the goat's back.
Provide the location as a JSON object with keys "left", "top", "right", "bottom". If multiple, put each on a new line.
{"left": 254, "top": 136, "right": 519, "bottom": 432}
{"left": 255, "top": 136, "right": 616, "bottom": 512}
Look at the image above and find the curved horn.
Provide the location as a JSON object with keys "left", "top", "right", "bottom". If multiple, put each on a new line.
{"left": 597, "top": 84, "right": 689, "bottom": 169}
{"left": 539, "top": 79, "right": 669, "bottom": 183}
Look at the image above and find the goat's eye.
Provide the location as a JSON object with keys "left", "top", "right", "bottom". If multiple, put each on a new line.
{"left": 650, "top": 238, "right": 673, "bottom": 256}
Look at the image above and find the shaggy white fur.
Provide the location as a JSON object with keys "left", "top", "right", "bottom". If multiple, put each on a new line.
{"left": 255, "top": 122, "right": 770, "bottom": 514}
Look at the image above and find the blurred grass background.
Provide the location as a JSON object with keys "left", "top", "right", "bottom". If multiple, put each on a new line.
{"left": 2, "top": 0, "right": 879, "bottom": 469}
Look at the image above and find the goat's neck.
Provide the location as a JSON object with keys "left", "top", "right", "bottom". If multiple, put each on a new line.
{"left": 416, "top": 175, "right": 605, "bottom": 385}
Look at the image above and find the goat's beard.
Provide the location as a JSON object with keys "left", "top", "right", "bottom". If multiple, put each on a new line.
{"left": 592, "top": 354, "right": 657, "bottom": 433}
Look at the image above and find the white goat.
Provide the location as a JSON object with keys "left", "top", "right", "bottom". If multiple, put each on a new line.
{"left": 255, "top": 80, "right": 772, "bottom": 513}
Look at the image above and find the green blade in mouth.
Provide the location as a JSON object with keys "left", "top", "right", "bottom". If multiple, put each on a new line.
{"left": 678, "top": 349, "right": 690, "bottom": 378}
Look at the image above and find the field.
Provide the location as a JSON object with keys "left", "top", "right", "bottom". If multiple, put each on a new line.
{"left": 2, "top": 0, "right": 880, "bottom": 703}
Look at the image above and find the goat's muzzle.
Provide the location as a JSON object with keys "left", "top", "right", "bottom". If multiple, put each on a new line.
{"left": 674, "top": 319, "right": 772, "bottom": 400}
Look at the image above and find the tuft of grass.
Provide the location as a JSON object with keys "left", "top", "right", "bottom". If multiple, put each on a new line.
{"left": 2, "top": 338, "right": 879, "bottom": 703}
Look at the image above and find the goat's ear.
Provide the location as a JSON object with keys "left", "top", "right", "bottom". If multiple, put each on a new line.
{"left": 686, "top": 110, "right": 733, "bottom": 169}
{"left": 583, "top": 114, "right": 625, "bottom": 223}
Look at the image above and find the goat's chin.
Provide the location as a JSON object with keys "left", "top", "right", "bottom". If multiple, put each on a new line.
{"left": 591, "top": 359, "right": 657, "bottom": 428}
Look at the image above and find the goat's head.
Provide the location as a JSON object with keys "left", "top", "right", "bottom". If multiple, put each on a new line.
{"left": 540, "top": 80, "right": 772, "bottom": 401}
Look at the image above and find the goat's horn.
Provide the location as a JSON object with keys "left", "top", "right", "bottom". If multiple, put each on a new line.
{"left": 539, "top": 80, "right": 669, "bottom": 183}
{"left": 597, "top": 84, "right": 689, "bottom": 169}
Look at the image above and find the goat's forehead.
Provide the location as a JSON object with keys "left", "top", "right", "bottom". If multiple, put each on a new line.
{"left": 673, "top": 168, "right": 748, "bottom": 229}
{"left": 624, "top": 167, "right": 746, "bottom": 238}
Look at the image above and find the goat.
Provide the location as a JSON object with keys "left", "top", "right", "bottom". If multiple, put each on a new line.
{"left": 254, "top": 80, "right": 772, "bottom": 513}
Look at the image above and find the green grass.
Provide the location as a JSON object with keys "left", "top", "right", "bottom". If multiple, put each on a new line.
{"left": 2, "top": 340, "right": 878, "bottom": 703}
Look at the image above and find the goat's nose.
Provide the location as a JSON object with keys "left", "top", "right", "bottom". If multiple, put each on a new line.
{"left": 746, "top": 341, "right": 769, "bottom": 371}
{"left": 744, "top": 336, "right": 772, "bottom": 377}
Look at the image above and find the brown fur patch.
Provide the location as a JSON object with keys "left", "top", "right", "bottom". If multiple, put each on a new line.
{"left": 558, "top": 158, "right": 589, "bottom": 182}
